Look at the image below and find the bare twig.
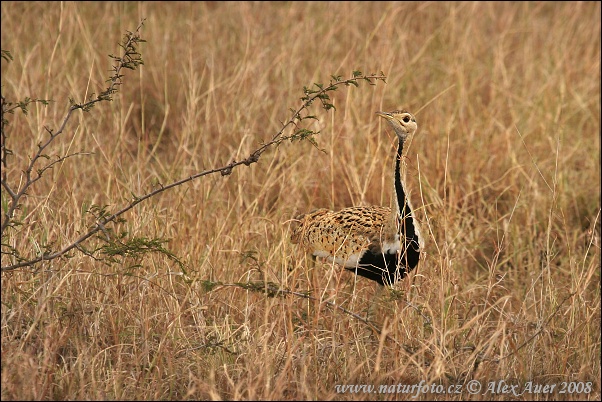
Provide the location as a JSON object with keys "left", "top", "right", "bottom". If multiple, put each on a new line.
{"left": 490, "top": 291, "right": 576, "bottom": 363}
{"left": 212, "top": 280, "right": 431, "bottom": 366}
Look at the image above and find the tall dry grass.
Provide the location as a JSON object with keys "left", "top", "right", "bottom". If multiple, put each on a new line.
{"left": 1, "top": 1, "right": 600, "bottom": 400}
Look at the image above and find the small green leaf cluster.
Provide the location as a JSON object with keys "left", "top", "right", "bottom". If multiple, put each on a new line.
{"left": 282, "top": 70, "right": 386, "bottom": 150}
{"left": 75, "top": 20, "right": 146, "bottom": 112}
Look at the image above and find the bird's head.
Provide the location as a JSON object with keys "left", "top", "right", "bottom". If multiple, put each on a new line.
{"left": 376, "top": 110, "right": 417, "bottom": 141}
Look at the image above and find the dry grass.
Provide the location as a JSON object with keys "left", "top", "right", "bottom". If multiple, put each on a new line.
{"left": 1, "top": 1, "right": 600, "bottom": 400}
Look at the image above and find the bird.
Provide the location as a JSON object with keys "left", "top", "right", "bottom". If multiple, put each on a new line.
{"left": 290, "top": 109, "right": 423, "bottom": 286}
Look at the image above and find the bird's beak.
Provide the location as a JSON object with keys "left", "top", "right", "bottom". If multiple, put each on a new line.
{"left": 376, "top": 111, "right": 393, "bottom": 121}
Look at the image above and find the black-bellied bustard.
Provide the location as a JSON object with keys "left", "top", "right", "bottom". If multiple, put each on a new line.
{"left": 290, "top": 110, "right": 423, "bottom": 286}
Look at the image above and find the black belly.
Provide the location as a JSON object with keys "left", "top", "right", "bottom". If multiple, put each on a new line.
{"left": 346, "top": 244, "right": 420, "bottom": 286}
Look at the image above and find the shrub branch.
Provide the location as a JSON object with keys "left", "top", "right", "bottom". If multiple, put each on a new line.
{"left": 1, "top": 20, "right": 146, "bottom": 269}
{"left": 1, "top": 34, "right": 385, "bottom": 272}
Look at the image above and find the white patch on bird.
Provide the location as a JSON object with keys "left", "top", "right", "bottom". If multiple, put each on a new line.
{"left": 312, "top": 250, "right": 363, "bottom": 267}
{"left": 382, "top": 240, "right": 401, "bottom": 254}
{"left": 341, "top": 253, "right": 363, "bottom": 267}
{"left": 312, "top": 250, "right": 333, "bottom": 259}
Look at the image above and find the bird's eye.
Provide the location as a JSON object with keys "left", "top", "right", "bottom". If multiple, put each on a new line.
{"left": 402, "top": 115, "right": 411, "bottom": 123}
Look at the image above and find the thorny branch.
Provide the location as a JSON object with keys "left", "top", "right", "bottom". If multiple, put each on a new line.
{"left": 1, "top": 20, "right": 146, "bottom": 269}
{"left": 1, "top": 67, "right": 386, "bottom": 271}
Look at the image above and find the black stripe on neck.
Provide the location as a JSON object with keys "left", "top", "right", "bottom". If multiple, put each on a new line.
{"left": 395, "top": 139, "right": 421, "bottom": 262}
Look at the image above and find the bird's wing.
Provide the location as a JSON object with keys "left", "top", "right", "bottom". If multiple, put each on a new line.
{"left": 290, "top": 206, "right": 394, "bottom": 260}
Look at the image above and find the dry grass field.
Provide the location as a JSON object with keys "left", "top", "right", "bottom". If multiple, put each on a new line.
{"left": 1, "top": 2, "right": 600, "bottom": 400}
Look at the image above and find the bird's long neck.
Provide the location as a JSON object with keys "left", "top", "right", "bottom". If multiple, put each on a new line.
{"left": 394, "top": 138, "right": 421, "bottom": 252}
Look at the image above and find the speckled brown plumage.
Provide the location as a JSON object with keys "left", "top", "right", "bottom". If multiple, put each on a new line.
{"left": 290, "top": 206, "right": 396, "bottom": 262}
{"left": 290, "top": 110, "right": 423, "bottom": 286}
